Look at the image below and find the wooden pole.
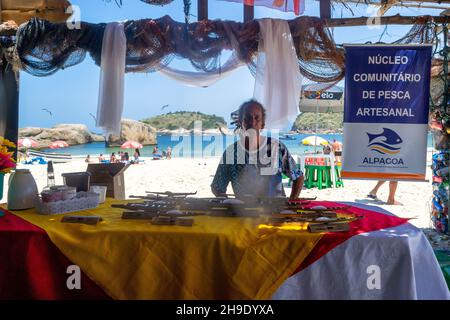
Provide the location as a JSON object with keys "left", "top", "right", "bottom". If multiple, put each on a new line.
{"left": 0, "top": 57, "right": 19, "bottom": 161}
{"left": 324, "top": 14, "right": 450, "bottom": 27}
{"left": 198, "top": 0, "right": 208, "bottom": 21}
{"left": 320, "top": 0, "right": 331, "bottom": 19}
{"left": 244, "top": 4, "right": 254, "bottom": 22}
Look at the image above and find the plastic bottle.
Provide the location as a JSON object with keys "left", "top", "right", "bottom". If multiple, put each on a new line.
{"left": 47, "top": 161, "right": 55, "bottom": 187}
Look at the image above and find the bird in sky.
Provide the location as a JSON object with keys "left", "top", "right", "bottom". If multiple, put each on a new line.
{"left": 89, "top": 112, "right": 97, "bottom": 122}
{"left": 161, "top": 104, "right": 169, "bottom": 110}
{"left": 42, "top": 108, "right": 52, "bottom": 116}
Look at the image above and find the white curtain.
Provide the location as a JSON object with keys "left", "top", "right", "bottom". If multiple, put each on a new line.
{"left": 156, "top": 22, "right": 245, "bottom": 87}
{"left": 254, "top": 19, "right": 302, "bottom": 131}
{"left": 157, "top": 55, "right": 245, "bottom": 87}
{"left": 95, "top": 19, "right": 302, "bottom": 135}
{"left": 96, "top": 22, "right": 126, "bottom": 137}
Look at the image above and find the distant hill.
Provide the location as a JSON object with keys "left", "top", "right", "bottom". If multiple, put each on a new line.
{"left": 292, "top": 112, "right": 343, "bottom": 133}
{"left": 141, "top": 111, "right": 227, "bottom": 130}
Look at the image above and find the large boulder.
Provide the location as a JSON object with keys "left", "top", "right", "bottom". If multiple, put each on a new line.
{"left": 19, "top": 124, "right": 98, "bottom": 149}
{"left": 107, "top": 119, "right": 157, "bottom": 147}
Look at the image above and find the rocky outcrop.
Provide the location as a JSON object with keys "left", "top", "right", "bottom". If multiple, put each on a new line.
{"left": 19, "top": 124, "right": 98, "bottom": 149}
{"left": 92, "top": 134, "right": 105, "bottom": 142}
{"left": 107, "top": 119, "right": 157, "bottom": 147}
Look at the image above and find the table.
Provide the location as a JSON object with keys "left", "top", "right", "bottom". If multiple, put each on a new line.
{"left": 0, "top": 200, "right": 448, "bottom": 300}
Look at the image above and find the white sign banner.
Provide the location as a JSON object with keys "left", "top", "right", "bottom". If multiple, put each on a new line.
{"left": 342, "top": 44, "right": 432, "bottom": 181}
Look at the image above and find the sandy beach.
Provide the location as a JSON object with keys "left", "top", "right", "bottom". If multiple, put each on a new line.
{"left": 2, "top": 154, "right": 435, "bottom": 229}
{"left": 2, "top": 153, "right": 449, "bottom": 250}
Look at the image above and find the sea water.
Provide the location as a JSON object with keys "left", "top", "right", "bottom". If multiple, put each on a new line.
{"left": 41, "top": 133, "right": 435, "bottom": 159}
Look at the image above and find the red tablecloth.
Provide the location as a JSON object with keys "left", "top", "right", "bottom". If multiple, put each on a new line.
{"left": 294, "top": 201, "right": 409, "bottom": 273}
{"left": 0, "top": 209, "right": 109, "bottom": 300}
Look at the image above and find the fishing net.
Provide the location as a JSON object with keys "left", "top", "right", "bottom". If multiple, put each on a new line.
{"left": 14, "top": 16, "right": 342, "bottom": 83}
{"left": 14, "top": 15, "right": 434, "bottom": 82}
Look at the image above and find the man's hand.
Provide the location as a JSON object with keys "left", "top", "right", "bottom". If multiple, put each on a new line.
{"left": 289, "top": 176, "right": 304, "bottom": 200}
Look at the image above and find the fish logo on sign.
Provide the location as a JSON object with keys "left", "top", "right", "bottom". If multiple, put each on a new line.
{"left": 367, "top": 128, "right": 402, "bottom": 155}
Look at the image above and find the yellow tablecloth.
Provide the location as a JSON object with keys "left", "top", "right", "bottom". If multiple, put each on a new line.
{"left": 12, "top": 199, "right": 323, "bottom": 300}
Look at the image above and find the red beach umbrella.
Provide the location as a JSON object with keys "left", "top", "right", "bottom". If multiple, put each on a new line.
{"left": 49, "top": 140, "right": 69, "bottom": 149}
{"left": 18, "top": 138, "right": 38, "bottom": 148}
{"left": 120, "top": 141, "right": 143, "bottom": 149}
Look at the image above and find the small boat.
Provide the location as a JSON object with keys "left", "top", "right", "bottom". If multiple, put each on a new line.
{"left": 279, "top": 134, "right": 296, "bottom": 140}
{"left": 28, "top": 149, "right": 72, "bottom": 163}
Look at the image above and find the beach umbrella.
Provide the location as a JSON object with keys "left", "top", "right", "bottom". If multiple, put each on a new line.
{"left": 49, "top": 140, "right": 69, "bottom": 149}
{"left": 120, "top": 140, "right": 143, "bottom": 149}
{"left": 18, "top": 138, "right": 38, "bottom": 148}
{"left": 301, "top": 136, "right": 328, "bottom": 146}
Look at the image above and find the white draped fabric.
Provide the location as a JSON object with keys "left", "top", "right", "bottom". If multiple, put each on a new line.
{"left": 272, "top": 203, "right": 450, "bottom": 300}
{"left": 157, "top": 55, "right": 245, "bottom": 87}
{"left": 254, "top": 19, "right": 302, "bottom": 131}
{"left": 95, "top": 19, "right": 302, "bottom": 136}
{"left": 97, "top": 22, "right": 126, "bottom": 137}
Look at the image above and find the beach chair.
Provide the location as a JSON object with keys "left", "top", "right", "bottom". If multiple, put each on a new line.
{"left": 304, "top": 165, "right": 332, "bottom": 190}
{"left": 334, "top": 165, "right": 344, "bottom": 188}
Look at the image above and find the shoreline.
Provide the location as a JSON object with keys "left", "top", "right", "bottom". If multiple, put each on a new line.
{"left": 2, "top": 153, "right": 448, "bottom": 251}
{"left": 6, "top": 154, "right": 435, "bottom": 229}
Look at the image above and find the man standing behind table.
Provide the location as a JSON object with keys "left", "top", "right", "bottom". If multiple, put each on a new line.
{"left": 211, "top": 99, "right": 304, "bottom": 200}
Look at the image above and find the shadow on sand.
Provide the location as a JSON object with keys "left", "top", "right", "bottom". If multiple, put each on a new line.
{"left": 354, "top": 198, "right": 386, "bottom": 206}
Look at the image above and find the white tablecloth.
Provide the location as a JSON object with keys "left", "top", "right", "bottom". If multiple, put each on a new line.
{"left": 272, "top": 203, "right": 450, "bottom": 300}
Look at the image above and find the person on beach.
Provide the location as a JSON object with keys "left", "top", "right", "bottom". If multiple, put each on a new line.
{"left": 152, "top": 146, "right": 162, "bottom": 160}
{"left": 367, "top": 180, "right": 401, "bottom": 205}
{"left": 331, "top": 139, "right": 343, "bottom": 163}
{"left": 98, "top": 153, "right": 105, "bottom": 162}
{"left": 133, "top": 148, "right": 140, "bottom": 163}
{"left": 323, "top": 142, "right": 332, "bottom": 155}
{"left": 85, "top": 154, "right": 91, "bottom": 163}
{"left": 166, "top": 146, "right": 172, "bottom": 160}
{"left": 211, "top": 99, "right": 304, "bottom": 200}
{"left": 110, "top": 152, "right": 117, "bottom": 163}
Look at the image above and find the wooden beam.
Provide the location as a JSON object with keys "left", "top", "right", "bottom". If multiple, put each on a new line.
{"left": 320, "top": 0, "right": 331, "bottom": 19}
{"left": 244, "top": 4, "right": 254, "bottom": 22}
{"left": 197, "top": 0, "right": 208, "bottom": 21}
{"left": 341, "top": 0, "right": 450, "bottom": 5}
{"left": 379, "top": 0, "right": 396, "bottom": 16}
{"left": 0, "top": 57, "right": 19, "bottom": 162}
{"left": 324, "top": 13, "right": 450, "bottom": 27}
{"left": 397, "top": 0, "right": 450, "bottom": 4}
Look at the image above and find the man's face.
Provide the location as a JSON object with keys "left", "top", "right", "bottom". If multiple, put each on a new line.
{"left": 242, "top": 104, "right": 264, "bottom": 131}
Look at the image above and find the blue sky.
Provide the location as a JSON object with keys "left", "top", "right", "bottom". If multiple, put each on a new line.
{"left": 18, "top": 0, "right": 441, "bottom": 133}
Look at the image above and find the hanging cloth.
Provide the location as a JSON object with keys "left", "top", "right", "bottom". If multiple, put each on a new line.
{"left": 96, "top": 22, "right": 126, "bottom": 137}
{"left": 254, "top": 18, "right": 302, "bottom": 131}
{"left": 157, "top": 54, "right": 245, "bottom": 87}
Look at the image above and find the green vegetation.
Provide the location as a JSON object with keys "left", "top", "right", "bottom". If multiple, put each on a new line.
{"left": 292, "top": 112, "right": 343, "bottom": 133}
{"left": 141, "top": 111, "right": 227, "bottom": 130}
